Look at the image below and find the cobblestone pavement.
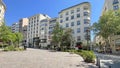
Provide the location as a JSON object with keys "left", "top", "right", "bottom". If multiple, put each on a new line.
{"left": 0, "top": 48, "right": 97, "bottom": 68}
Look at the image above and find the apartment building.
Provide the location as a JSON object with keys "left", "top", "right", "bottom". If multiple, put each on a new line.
{"left": 0, "top": 0, "right": 6, "bottom": 25}
{"left": 11, "top": 23, "right": 19, "bottom": 33}
{"left": 39, "top": 18, "right": 50, "bottom": 48}
{"left": 59, "top": 2, "right": 91, "bottom": 46}
{"left": 27, "top": 14, "right": 50, "bottom": 48}
{"left": 103, "top": 0, "right": 120, "bottom": 12}
{"left": 19, "top": 18, "right": 28, "bottom": 42}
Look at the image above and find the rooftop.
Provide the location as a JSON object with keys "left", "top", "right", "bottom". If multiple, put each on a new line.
{"left": 59, "top": 2, "right": 90, "bottom": 13}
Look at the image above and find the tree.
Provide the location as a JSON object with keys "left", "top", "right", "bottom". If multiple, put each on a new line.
{"left": 0, "top": 23, "right": 17, "bottom": 46}
{"left": 14, "top": 32, "right": 23, "bottom": 47}
{"left": 52, "top": 22, "right": 64, "bottom": 49}
{"left": 61, "top": 28, "right": 74, "bottom": 49}
{"left": 92, "top": 10, "right": 120, "bottom": 51}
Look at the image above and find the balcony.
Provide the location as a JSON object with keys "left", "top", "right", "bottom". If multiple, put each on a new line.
{"left": 113, "top": 0, "right": 119, "bottom": 4}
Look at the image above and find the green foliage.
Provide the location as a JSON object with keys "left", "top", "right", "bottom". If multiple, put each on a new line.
{"left": 4, "top": 45, "right": 16, "bottom": 51}
{"left": 63, "top": 49, "right": 96, "bottom": 63}
{"left": 52, "top": 22, "right": 64, "bottom": 48}
{"left": 61, "top": 28, "right": 74, "bottom": 49}
{"left": 92, "top": 10, "right": 120, "bottom": 49}
{"left": 14, "top": 32, "right": 23, "bottom": 47}
{"left": 4, "top": 45, "right": 24, "bottom": 51}
{"left": 0, "top": 22, "right": 23, "bottom": 47}
{"left": 0, "top": 44, "right": 8, "bottom": 48}
{"left": 77, "top": 50, "right": 96, "bottom": 63}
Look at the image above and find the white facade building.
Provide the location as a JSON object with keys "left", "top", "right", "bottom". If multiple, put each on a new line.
{"left": 11, "top": 23, "right": 19, "bottom": 33}
{"left": 0, "top": 0, "right": 6, "bottom": 25}
{"left": 27, "top": 14, "right": 50, "bottom": 47}
{"left": 59, "top": 2, "right": 91, "bottom": 46}
{"left": 39, "top": 19, "right": 50, "bottom": 48}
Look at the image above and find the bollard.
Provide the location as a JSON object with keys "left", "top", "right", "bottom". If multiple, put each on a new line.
{"left": 96, "top": 56, "right": 101, "bottom": 68}
{"left": 109, "top": 65, "right": 111, "bottom": 68}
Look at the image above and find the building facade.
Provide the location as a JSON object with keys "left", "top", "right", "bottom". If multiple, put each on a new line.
{"left": 59, "top": 2, "right": 91, "bottom": 46}
{"left": 19, "top": 18, "right": 28, "bottom": 41}
{"left": 39, "top": 18, "right": 50, "bottom": 48}
{"left": 103, "top": 0, "right": 120, "bottom": 12}
{"left": 0, "top": 0, "right": 6, "bottom": 25}
{"left": 11, "top": 23, "right": 19, "bottom": 33}
{"left": 27, "top": 14, "right": 50, "bottom": 48}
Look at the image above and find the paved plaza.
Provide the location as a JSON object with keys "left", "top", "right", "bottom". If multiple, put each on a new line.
{"left": 0, "top": 48, "right": 97, "bottom": 68}
{"left": 95, "top": 52, "right": 120, "bottom": 68}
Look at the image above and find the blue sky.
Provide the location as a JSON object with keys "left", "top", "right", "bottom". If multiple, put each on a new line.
{"left": 4, "top": 0, "right": 104, "bottom": 40}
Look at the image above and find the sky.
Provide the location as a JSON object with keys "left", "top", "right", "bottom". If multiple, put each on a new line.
{"left": 3, "top": 0, "right": 105, "bottom": 40}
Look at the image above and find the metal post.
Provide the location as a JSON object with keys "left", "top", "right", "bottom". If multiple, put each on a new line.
{"left": 96, "top": 56, "right": 101, "bottom": 68}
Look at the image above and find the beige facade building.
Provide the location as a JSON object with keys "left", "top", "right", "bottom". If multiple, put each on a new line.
{"left": 59, "top": 2, "right": 91, "bottom": 46}
{"left": 19, "top": 18, "right": 28, "bottom": 41}
{"left": 0, "top": 0, "right": 6, "bottom": 25}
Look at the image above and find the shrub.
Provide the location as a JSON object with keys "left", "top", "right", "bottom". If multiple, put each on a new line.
{"left": 4, "top": 45, "right": 15, "bottom": 51}
{"left": 15, "top": 47, "right": 24, "bottom": 51}
{"left": 0, "top": 44, "right": 8, "bottom": 48}
{"left": 77, "top": 50, "right": 96, "bottom": 63}
{"left": 4, "top": 45, "right": 24, "bottom": 51}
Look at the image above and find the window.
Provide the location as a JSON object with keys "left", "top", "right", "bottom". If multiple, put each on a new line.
{"left": 60, "top": 14, "right": 63, "bottom": 18}
{"left": 41, "top": 28, "right": 44, "bottom": 30}
{"left": 71, "top": 22, "right": 74, "bottom": 26}
{"left": 71, "top": 10, "right": 74, "bottom": 14}
{"left": 37, "top": 20, "right": 39, "bottom": 22}
{"left": 77, "top": 14, "right": 80, "bottom": 18}
{"left": 84, "top": 27, "right": 89, "bottom": 32}
{"left": 77, "top": 21, "right": 80, "bottom": 25}
{"left": 84, "top": 12, "right": 89, "bottom": 16}
{"left": 113, "top": 0, "right": 119, "bottom": 4}
{"left": 113, "top": 5, "right": 119, "bottom": 10}
{"left": 77, "top": 36, "right": 81, "bottom": 41}
{"left": 84, "top": 19, "right": 89, "bottom": 24}
{"left": 77, "top": 8, "right": 80, "bottom": 12}
{"left": 72, "top": 29, "right": 74, "bottom": 34}
{"left": 84, "top": 6, "right": 89, "bottom": 10}
{"left": 71, "top": 15, "right": 74, "bottom": 19}
{"left": 66, "top": 23, "right": 69, "bottom": 27}
{"left": 34, "top": 17, "right": 36, "bottom": 19}
{"left": 66, "top": 17, "right": 69, "bottom": 21}
{"left": 66, "top": 12, "right": 69, "bottom": 15}
{"left": 60, "top": 20, "right": 63, "bottom": 23}
{"left": 77, "top": 28, "right": 80, "bottom": 33}
{"left": 49, "top": 31, "right": 52, "bottom": 34}
{"left": 49, "top": 27, "right": 52, "bottom": 29}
